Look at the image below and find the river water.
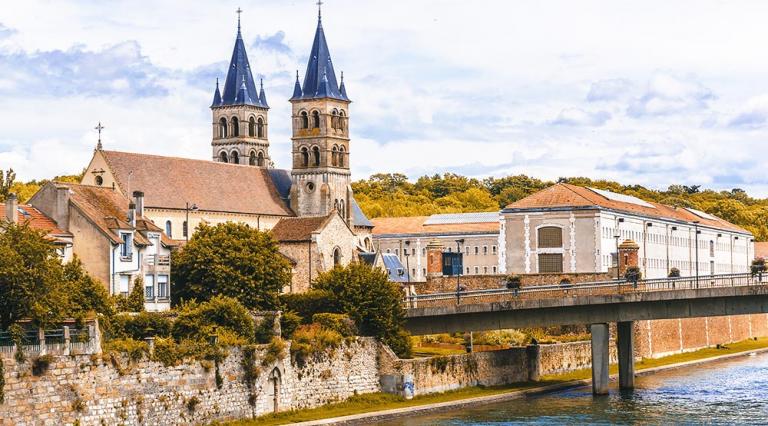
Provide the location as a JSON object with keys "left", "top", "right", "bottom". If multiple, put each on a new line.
{"left": 379, "top": 352, "right": 768, "bottom": 425}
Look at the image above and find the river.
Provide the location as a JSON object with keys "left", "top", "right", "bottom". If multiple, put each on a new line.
{"left": 378, "top": 351, "right": 768, "bottom": 425}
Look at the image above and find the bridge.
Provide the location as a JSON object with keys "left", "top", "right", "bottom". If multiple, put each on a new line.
{"left": 403, "top": 273, "right": 768, "bottom": 395}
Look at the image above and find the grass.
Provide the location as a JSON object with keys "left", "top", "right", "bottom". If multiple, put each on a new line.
{"left": 222, "top": 337, "right": 768, "bottom": 426}
{"left": 412, "top": 346, "right": 467, "bottom": 357}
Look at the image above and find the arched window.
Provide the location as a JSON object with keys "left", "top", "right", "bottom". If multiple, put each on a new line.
{"left": 312, "top": 146, "right": 320, "bottom": 166}
{"left": 538, "top": 226, "right": 563, "bottom": 248}
{"left": 334, "top": 199, "right": 339, "bottom": 211}
{"left": 339, "top": 199, "right": 345, "bottom": 218}
{"left": 165, "top": 220, "right": 172, "bottom": 238}
{"left": 230, "top": 150, "right": 239, "bottom": 164}
{"left": 248, "top": 117, "right": 256, "bottom": 137}
{"left": 249, "top": 150, "right": 257, "bottom": 166}
{"left": 231, "top": 117, "right": 239, "bottom": 137}
{"left": 339, "top": 110, "right": 346, "bottom": 131}
{"left": 182, "top": 220, "right": 188, "bottom": 238}
{"left": 301, "top": 147, "right": 309, "bottom": 167}
{"left": 257, "top": 151, "right": 265, "bottom": 167}
{"left": 331, "top": 109, "right": 339, "bottom": 130}
{"left": 219, "top": 151, "right": 229, "bottom": 163}
{"left": 219, "top": 118, "right": 228, "bottom": 138}
{"left": 339, "top": 146, "right": 346, "bottom": 168}
{"left": 333, "top": 247, "right": 341, "bottom": 267}
{"left": 312, "top": 111, "right": 320, "bottom": 129}
{"left": 257, "top": 117, "right": 264, "bottom": 138}
{"left": 301, "top": 111, "right": 309, "bottom": 129}
{"left": 332, "top": 145, "right": 339, "bottom": 166}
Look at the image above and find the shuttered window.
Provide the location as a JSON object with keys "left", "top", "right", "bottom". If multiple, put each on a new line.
{"left": 538, "top": 227, "right": 563, "bottom": 248}
{"left": 538, "top": 253, "right": 563, "bottom": 273}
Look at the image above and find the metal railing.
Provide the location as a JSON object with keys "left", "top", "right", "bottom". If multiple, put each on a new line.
{"left": 144, "top": 254, "right": 170, "bottom": 267}
{"left": 404, "top": 272, "right": 763, "bottom": 308}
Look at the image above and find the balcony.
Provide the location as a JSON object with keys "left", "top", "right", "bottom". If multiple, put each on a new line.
{"left": 144, "top": 254, "right": 171, "bottom": 272}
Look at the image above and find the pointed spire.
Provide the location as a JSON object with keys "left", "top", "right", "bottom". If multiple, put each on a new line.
{"left": 235, "top": 75, "right": 252, "bottom": 104}
{"left": 211, "top": 78, "right": 222, "bottom": 107}
{"left": 258, "top": 78, "right": 269, "bottom": 108}
{"left": 291, "top": 70, "right": 303, "bottom": 100}
{"left": 316, "top": 67, "right": 330, "bottom": 97}
{"left": 298, "top": 3, "right": 349, "bottom": 101}
{"left": 220, "top": 8, "right": 260, "bottom": 106}
{"left": 339, "top": 70, "right": 348, "bottom": 99}
{"left": 236, "top": 7, "right": 243, "bottom": 38}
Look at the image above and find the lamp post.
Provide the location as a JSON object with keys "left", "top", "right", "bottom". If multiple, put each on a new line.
{"left": 455, "top": 238, "right": 465, "bottom": 304}
{"left": 185, "top": 202, "right": 199, "bottom": 243}
{"left": 404, "top": 240, "right": 411, "bottom": 283}
{"left": 614, "top": 234, "right": 621, "bottom": 280}
{"left": 693, "top": 221, "right": 700, "bottom": 288}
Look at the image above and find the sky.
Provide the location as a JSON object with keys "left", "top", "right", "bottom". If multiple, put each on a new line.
{"left": 1, "top": 1, "right": 768, "bottom": 195}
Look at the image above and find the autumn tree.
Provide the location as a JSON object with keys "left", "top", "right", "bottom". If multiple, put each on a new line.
{"left": 171, "top": 222, "right": 291, "bottom": 310}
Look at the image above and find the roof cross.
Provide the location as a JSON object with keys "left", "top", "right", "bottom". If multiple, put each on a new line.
{"left": 317, "top": 0, "right": 323, "bottom": 19}
{"left": 94, "top": 122, "right": 104, "bottom": 150}
{"left": 236, "top": 7, "right": 242, "bottom": 32}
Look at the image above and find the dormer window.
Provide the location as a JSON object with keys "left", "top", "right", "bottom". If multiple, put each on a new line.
{"left": 120, "top": 232, "right": 133, "bottom": 260}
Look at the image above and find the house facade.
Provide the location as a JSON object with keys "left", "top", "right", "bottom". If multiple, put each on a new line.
{"left": 30, "top": 183, "right": 176, "bottom": 311}
{"left": 2, "top": 193, "right": 74, "bottom": 262}
{"left": 500, "top": 184, "right": 754, "bottom": 279}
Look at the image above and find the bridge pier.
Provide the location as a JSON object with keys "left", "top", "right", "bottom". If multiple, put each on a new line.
{"left": 590, "top": 323, "right": 609, "bottom": 395}
{"left": 617, "top": 320, "right": 635, "bottom": 390}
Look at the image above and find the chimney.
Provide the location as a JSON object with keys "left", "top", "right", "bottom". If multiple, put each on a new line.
{"left": 53, "top": 184, "right": 71, "bottom": 232}
{"left": 128, "top": 202, "right": 136, "bottom": 227}
{"left": 5, "top": 193, "right": 18, "bottom": 223}
{"left": 132, "top": 191, "right": 144, "bottom": 217}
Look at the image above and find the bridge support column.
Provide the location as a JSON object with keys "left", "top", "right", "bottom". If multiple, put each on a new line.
{"left": 617, "top": 320, "right": 635, "bottom": 390}
{"left": 590, "top": 323, "right": 609, "bottom": 395}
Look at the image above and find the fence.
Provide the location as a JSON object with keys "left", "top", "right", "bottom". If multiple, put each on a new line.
{"left": 404, "top": 273, "right": 763, "bottom": 309}
{"left": 0, "top": 319, "right": 101, "bottom": 358}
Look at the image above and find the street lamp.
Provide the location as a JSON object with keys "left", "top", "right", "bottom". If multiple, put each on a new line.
{"left": 693, "top": 221, "right": 700, "bottom": 288}
{"left": 404, "top": 240, "right": 411, "bottom": 283}
{"left": 185, "top": 202, "right": 199, "bottom": 242}
{"left": 614, "top": 234, "right": 621, "bottom": 280}
{"left": 455, "top": 238, "right": 465, "bottom": 304}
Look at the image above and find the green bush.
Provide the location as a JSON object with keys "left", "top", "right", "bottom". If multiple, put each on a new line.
{"left": 473, "top": 329, "right": 527, "bottom": 346}
{"left": 103, "top": 338, "right": 148, "bottom": 362}
{"left": 152, "top": 337, "right": 207, "bottom": 367}
{"left": 31, "top": 354, "right": 54, "bottom": 376}
{"left": 280, "top": 311, "right": 302, "bottom": 339}
{"left": 114, "top": 277, "right": 146, "bottom": 313}
{"left": 279, "top": 290, "right": 338, "bottom": 322}
{"left": 312, "top": 313, "right": 357, "bottom": 337}
{"left": 254, "top": 314, "right": 277, "bottom": 344}
{"left": 290, "top": 324, "right": 343, "bottom": 365}
{"left": 106, "top": 312, "right": 173, "bottom": 341}
{"left": 172, "top": 296, "right": 255, "bottom": 342}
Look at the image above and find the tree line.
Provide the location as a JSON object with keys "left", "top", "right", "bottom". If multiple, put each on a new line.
{"left": 352, "top": 173, "right": 768, "bottom": 241}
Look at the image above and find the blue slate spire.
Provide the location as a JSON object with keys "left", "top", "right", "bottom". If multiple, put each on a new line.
{"left": 339, "top": 71, "right": 348, "bottom": 99}
{"left": 258, "top": 78, "right": 268, "bottom": 107}
{"left": 298, "top": 9, "right": 349, "bottom": 101}
{"left": 291, "top": 70, "right": 303, "bottom": 100}
{"left": 235, "top": 76, "right": 252, "bottom": 104}
{"left": 219, "top": 13, "right": 266, "bottom": 107}
{"left": 211, "top": 78, "right": 222, "bottom": 107}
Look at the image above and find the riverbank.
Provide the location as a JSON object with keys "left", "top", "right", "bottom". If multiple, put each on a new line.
{"left": 223, "top": 337, "right": 768, "bottom": 426}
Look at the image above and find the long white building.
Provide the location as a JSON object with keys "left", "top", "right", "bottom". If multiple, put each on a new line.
{"left": 500, "top": 184, "right": 754, "bottom": 279}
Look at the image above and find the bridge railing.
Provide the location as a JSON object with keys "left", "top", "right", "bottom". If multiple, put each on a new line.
{"left": 403, "top": 272, "right": 762, "bottom": 308}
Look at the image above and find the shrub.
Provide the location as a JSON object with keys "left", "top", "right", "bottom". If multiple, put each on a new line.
{"left": 262, "top": 337, "right": 286, "bottom": 366}
{"left": 107, "top": 312, "right": 173, "bottom": 341}
{"left": 103, "top": 338, "right": 148, "bottom": 362}
{"left": 153, "top": 337, "right": 199, "bottom": 367}
{"left": 625, "top": 266, "right": 642, "bottom": 282}
{"left": 312, "top": 313, "right": 357, "bottom": 337}
{"left": 8, "top": 323, "right": 25, "bottom": 363}
{"left": 31, "top": 354, "right": 54, "bottom": 376}
{"left": 290, "top": 324, "right": 343, "bottom": 365}
{"left": 172, "top": 296, "right": 255, "bottom": 342}
{"left": 280, "top": 311, "right": 302, "bottom": 339}
{"left": 751, "top": 258, "right": 766, "bottom": 276}
{"left": 186, "top": 396, "right": 200, "bottom": 412}
{"left": 114, "top": 277, "right": 146, "bottom": 313}
{"left": 473, "top": 329, "right": 527, "bottom": 346}
{"left": 504, "top": 274, "right": 522, "bottom": 289}
{"left": 668, "top": 267, "right": 681, "bottom": 278}
{"left": 254, "top": 314, "right": 277, "bottom": 344}
{"left": 279, "top": 290, "right": 338, "bottom": 322}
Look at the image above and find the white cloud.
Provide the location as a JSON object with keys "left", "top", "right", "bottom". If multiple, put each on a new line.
{"left": 728, "top": 95, "right": 768, "bottom": 129}
{"left": 587, "top": 79, "right": 633, "bottom": 102}
{"left": 550, "top": 108, "right": 611, "bottom": 126}
{"left": 627, "top": 73, "right": 715, "bottom": 117}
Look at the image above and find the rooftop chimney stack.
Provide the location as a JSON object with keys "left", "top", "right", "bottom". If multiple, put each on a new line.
{"left": 128, "top": 202, "right": 137, "bottom": 227}
{"left": 133, "top": 191, "right": 144, "bottom": 217}
{"left": 53, "top": 184, "right": 71, "bottom": 232}
{"left": 5, "top": 193, "right": 18, "bottom": 224}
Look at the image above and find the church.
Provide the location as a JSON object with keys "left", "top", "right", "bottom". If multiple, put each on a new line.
{"left": 77, "top": 5, "right": 374, "bottom": 292}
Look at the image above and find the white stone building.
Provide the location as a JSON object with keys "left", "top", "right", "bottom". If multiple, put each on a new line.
{"left": 500, "top": 184, "right": 754, "bottom": 279}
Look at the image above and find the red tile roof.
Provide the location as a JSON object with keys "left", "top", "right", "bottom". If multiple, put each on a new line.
{"left": 371, "top": 216, "right": 499, "bottom": 236}
{"left": 66, "top": 183, "right": 153, "bottom": 245}
{"left": 505, "top": 183, "right": 750, "bottom": 234}
{"left": 1, "top": 203, "right": 69, "bottom": 236}
{"left": 270, "top": 214, "right": 335, "bottom": 242}
{"left": 755, "top": 242, "right": 768, "bottom": 259}
{"left": 101, "top": 150, "right": 293, "bottom": 217}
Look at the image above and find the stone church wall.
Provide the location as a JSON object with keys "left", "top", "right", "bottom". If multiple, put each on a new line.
{"left": 0, "top": 338, "right": 380, "bottom": 426}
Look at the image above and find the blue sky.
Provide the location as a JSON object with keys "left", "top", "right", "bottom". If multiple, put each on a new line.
{"left": 2, "top": 1, "right": 768, "bottom": 195}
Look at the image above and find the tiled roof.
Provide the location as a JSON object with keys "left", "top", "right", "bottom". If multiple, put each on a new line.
{"left": 1, "top": 203, "right": 69, "bottom": 236}
{"left": 66, "top": 183, "right": 150, "bottom": 245}
{"left": 372, "top": 215, "right": 499, "bottom": 236}
{"left": 101, "top": 150, "right": 293, "bottom": 217}
{"left": 505, "top": 183, "right": 750, "bottom": 234}
{"left": 756, "top": 242, "right": 768, "bottom": 259}
{"left": 270, "top": 214, "right": 334, "bottom": 242}
{"left": 350, "top": 197, "right": 373, "bottom": 228}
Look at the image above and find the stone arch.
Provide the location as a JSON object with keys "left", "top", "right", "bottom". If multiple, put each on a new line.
{"left": 312, "top": 110, "right": 320, "bottom": 129}
{"left": 332, "top": 145, "right": 339, "bottom": 166}
{"left": 339, "top": 145, "right": 346, "bottom": 168}
{"left": 331, "top": 108, "right": 339, "bottom": 129}
{"left": 300, "top": 146, "right": 309, "bottom": 167}
{"left": 219, "top": 117, "right": 228, "bottom": 138}
{"left": 219, "top": 150, "right": 229, "bottom": 163}
{"left": 249, "top": 150, "right": 257, "bottom": 166}
{"left": 339, "top": 110, "right": 346, "bottom": 131}
{"left": 312, "top": 146, "right": 320, "bottom": 166}
{"left": 230, "top": 150, "right": 240, "bottom": 164}
{"left": 333, "top": 247, "right": 342, "bottom": 267}
{"left": 248, "top": 116, "right": 256, "bottom": 137}
{"left": 257, "top": 151, "right": 265, "bottom": 167}
{"left": 257, "top": 117, "right": 265, "bottom": 138}
{"left": 300, "top": 111, "right": 309, "bottom": 129}
{"left": 231, "top": 116, "right": 240, "bottom": 137}
{"left": 267, "top": 367, "right": 282, "bottom": 414}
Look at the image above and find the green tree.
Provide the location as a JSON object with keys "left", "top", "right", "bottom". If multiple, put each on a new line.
{"left": 311, "top": 262, "right": 412, "bottom": 358}
{"left": 171, "top": 222, "right": 291, "bottom": 310}
{"left": 0, "top": 169, "right": 15, "bottom": 202}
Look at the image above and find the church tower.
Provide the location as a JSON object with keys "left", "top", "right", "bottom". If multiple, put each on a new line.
{"left": 211, "top": 11, "right": 271, "bottom": 167}
{"left": 290, "top": 5, "right": 352, "bottom": 222}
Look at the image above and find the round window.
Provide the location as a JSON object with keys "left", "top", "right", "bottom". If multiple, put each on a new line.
{"left": 95, "top": 175, "right": 104, "bottom": 186}
{"left": 306, "top": 182, "right": 315, "bottom": 192}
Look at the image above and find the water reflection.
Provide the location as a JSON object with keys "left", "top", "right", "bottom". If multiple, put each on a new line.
{"left": 378, "top": 352, "right": 768, "bottom": 425}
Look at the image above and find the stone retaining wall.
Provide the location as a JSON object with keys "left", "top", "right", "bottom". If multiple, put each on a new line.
{"left": 0, "top": 338, "right": 380, "bottom": 426}
{"left": 417, "top": 273, "right": 613, "bottom": 294}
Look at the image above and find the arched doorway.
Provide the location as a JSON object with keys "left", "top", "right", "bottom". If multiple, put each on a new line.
{"left": 266, "top": 368, "right": 281, "bottom": 413}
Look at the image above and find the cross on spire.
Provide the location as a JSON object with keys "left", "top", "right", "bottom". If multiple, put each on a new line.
{"left": 94, "top": 122, "right": 105, "bottom": 150}
{"left": 317, "top": 0, "right": 323, "bottom": 19}
{"left": 236, "top": 7, "right": 243, "bottom": 32}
